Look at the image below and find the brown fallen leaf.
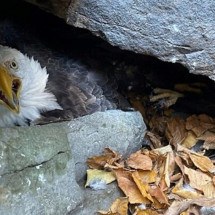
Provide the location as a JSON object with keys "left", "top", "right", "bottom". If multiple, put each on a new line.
{"left": 198, "top": 131, "right": 215, "bottom": 150}
{"left": 129, "top": 95, "right": 147, "bottom": 120}
{"left": 170, "top": 173, "right": 182, "bottom": 182}
{"left": 172, "top": 178, "right": 202, "bottom": 199}
{"left": 133, "top": 208, "right": 160, "bottom": 215}
{"left": 189, "top": 153, "right": 215, "bottom": 173}
{"left": 149, "top": 115, "right": 168, "bottom": 135}
{"left": 186, "top": 115, "right": 214, "bottom": 137}
{"left": 175, "top": 155, "right": 185, "bottom": 175}
{"left": 98, "top": 197, "right": 129, "bottom": 215}
{"left": 201, "top": 181, "right": 215, "bottom": 198}
{"left": 166, "top": 117, "right": 187, "bottom": 147}
{"left": 127, "top": 150, "right": 152, "bottom": 171}
{"left": 114, "top": 169, "right": 150, "bottom": 204}
{"left": 137, "top": 170, "right": 157, "bottom": 184}
{"left": 183, "top": 166, "right": 212, "bottom": 191}
{"left": 145, "top": 131, "right": 162, "bottom": 149}
{"left": 181, "top": 131, "right": 198, "bottom": 149}
{"left": 87, "top": 148, "right": 121, "bottom": 169}
{"left": 164, "top": 198, "right": 215, "bottom": 215}
{"left": 182, "top": 205, "right": 201, "bottom": 215}
{"left": 213, "top": 176, "right": 215, "bottom": 186}
{"left": 132, "top": 171, "right": 154, "bottom": 202}
{"left": 149, "top": 185, "right": 169, "bottom": 205}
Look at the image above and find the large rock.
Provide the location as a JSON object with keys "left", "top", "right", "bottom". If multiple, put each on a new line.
{"left": 0, "top": 123, "right": 83, "bottom": 215}
{"left": 68, "top": 110, "right": 146, "bottom": 182}
{"left": 0, "top": 110, "right": 146, "bottom": 214}
{"left": 25, "top": 0, "right": 215, "bottom": 80}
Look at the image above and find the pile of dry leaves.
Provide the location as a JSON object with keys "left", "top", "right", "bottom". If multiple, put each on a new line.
{"left": 85, "top": 88, "right": 215, "bottom": 215}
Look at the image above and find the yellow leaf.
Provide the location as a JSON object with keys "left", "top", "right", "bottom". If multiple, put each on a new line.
{"left": 98, "top": 197, "right": 128, "bottom": 215}
{"left": 181, "top": 131, "right": 198, "bottom": 149}
{"left": 85, "top": 169, "right": 116, "bottom": 188}
{"left": 132, "top": 171, "right": 154, "bottom": 202}
{"left": 189, "top": 153, "right": 215, "bottom": 173}
{"left": 134, "top": 208, "right": 159, "bottom": 215}
{"left": 201, "top": 181, "right": 215, "bottom": 198}
{"left": 114, "top": 169, "right": 150, "bottom": 204}
{"left": 137, "top": 170, "right": 157, "bottom": 183}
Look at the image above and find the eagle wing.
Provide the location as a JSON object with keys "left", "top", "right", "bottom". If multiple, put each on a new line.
{"left": 0, "top": 20, "right": 127, "bottom": 124}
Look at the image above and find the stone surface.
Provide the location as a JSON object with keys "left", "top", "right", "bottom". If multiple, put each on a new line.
{"left": 25, "top": 0, "right": 215, "bottom": 80}
{"left": 0, "top": 110, "right": 146, "bottom": 214}
{"left": 70, "top": 182, "right": 124, "bottom": 215}
{"left": 0, "top": 123, "right": 83, "bottom": 215}
{"left": 68, "top": 110, "right": 146, "bottom": 182}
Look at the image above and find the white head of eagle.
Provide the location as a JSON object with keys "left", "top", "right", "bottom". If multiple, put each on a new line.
{"left": 0, "top": 45, "right": 62, "bottom": 127}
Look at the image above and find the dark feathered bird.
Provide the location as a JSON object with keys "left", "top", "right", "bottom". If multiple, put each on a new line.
{"left": 0, "top": 20, "right": 125, "bottom": 127}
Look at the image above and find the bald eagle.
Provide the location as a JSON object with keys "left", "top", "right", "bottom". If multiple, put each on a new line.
{"left": 0, "top": 45, "right": 121, "bottom": 127}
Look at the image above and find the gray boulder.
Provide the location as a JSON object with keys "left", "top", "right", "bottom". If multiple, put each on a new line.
{"left": 25, "top": 0, "right": 215, "bottom": 80}
{"left": 0, "top": 110, "right": 146, "bottom": 215}
{"left": 0, "top": 123, "right": 83, "bottom": 215}
{"left": 68, "top": 110, "right": 146, "bottom": 182}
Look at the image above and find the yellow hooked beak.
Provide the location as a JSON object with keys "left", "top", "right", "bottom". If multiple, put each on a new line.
{"left": 0, "top": 65, "right": 22, "bottom": 113}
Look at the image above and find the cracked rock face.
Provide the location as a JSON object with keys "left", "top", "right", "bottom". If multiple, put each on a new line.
{"left": 0, "top": 110, "right": 146, "bottom": 215}
{"left": 25, "top": 0, "right": 215, "bottom": 80}
{"left": 0, "top": 123, "right": 83, "bottom": 215}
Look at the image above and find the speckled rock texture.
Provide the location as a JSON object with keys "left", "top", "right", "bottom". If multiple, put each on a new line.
{"left": 0, "top": 123, "right": 83, "bottom": 215}
{"left": 25, "top": 0, "right": 215, "bottom": 80}
{"left": 0, "top": 110, "right": 146, "bottom": 215}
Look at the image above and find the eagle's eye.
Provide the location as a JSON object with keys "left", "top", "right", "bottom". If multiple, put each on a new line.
{"left": 10, "top": 61, "right": 18, "bottom": 70}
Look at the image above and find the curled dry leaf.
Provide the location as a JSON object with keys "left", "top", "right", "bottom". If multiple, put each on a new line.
{"left": 149, "top": 185, "right": 169, "bottom": 205}
{"left": 149, "top": 115, "right": 168, "bottom": 135}
{"left": 183, "top": 166, "right": 212, "bottom": 191}
{"left": 164, "top": 198, "right": 215, "bottom": 215}
{"left": 186, "top": 115, "right": 214, "bottom": 137}
{"left": 133, "top": 208, "right": 160, "bottom": 215}
{"left": 145, "top": 131, "right": 162, "bottom": 149}
{"left": 137, "top": 170, "right": 157, "bottom": 184}
{"left": 87, "top": 148, "right": 121, "bottom": 169}
{"left": 201, "top": 181, "right": 215, "bottom": 198}
{"left": 127, "top": 150, "right": 153, "bottom": 171}
{"left": 165, "top": 117, "right": 187, "bottom": 146}
{"left": 98, "top": 197, "right": 129, "bottom": 215}
{"left": 172, "top": 178, "right": 202, "bottom": 199}
{"left": 175, "top": 155, "right": 185, "bottom": 175}
{"left": 132, "top": 171, "right": 154, "bottom": 202}
{"left": 181, "top": 131, "right": 198, "bottom": 149}
{"left": 198, "top": 131, "right": 215, "bottom": 150}
{"left": 189, "top": 153, "right": 215, "bottom": 173}
{"left": 163, "top": 152, "right": 175, "bottom": 188}
{"left": 114, "top": 169, "right": 150, "bottom": 204}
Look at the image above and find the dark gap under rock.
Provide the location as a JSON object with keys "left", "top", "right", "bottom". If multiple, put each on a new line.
{"left": 0, "top": 0, "right": 215, "bottom": 117}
